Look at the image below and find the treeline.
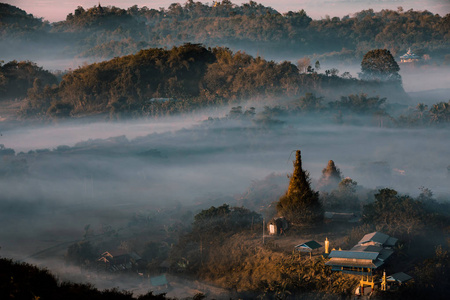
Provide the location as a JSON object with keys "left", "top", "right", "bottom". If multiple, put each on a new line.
{"left": 219, "top": 93, "right": 450, "bottom": 127}
{"left": 1, "top": 1, "right": 449, "bottom": 61}
{"left": 0, "top": 258, "right": 172, "bottom": 299}
{"left": 0, "top": 3, "right": 50, "bottom": 39}
{"left": 20, "top": 44, "right": 406, "bottom": 119}
{"left": 3, "top": 44, "right": 448, "bottom": 126}
{"left": 0, "top": 60, "right": 57, "bottom": 101}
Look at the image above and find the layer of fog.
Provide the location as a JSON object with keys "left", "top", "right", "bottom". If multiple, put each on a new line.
{"left": 26, "top": 257, "right": 232, "bottom": 299}
{"left": 0, "top": 116, "right": 202, "bottom": 153}
{"left": 1, "top": 109, "right": 449, "bottom": 295}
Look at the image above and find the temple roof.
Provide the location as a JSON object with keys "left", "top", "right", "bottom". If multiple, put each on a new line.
{"left": 400, "top": 48, "right": 421, "bottom": 59}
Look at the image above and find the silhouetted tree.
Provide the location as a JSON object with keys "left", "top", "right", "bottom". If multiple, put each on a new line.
{"left": 362, "top": 188, "right": 425, "bottom": 237}
{"left": 359, "top": 49, "right": 401, "bottom": 82}
{"left": 276, "top": 150, "right": 323, "bottom": 226}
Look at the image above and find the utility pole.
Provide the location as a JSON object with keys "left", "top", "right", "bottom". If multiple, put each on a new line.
{"left": 262, "top": 218, "right": 265, "bottom": 245}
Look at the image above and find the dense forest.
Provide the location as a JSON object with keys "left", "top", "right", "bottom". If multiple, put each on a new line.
{"left": 1, "top": 1, "right": 449, "bottom": 61}
{"left": 0, "top": 44, "right": 450, "bottom": 127}
{"left": 1, "top": 43, "right": 448, "bottom": 125}
{"left": 8, "top": 43, "right": 411, "bottom": 119}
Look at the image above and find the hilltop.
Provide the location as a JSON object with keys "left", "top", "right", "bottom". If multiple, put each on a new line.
{"left": 1, "top": 44, "right": 407, "bottom": 120}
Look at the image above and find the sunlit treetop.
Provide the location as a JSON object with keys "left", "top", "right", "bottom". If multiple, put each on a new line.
{"left": 360, "top": 49, "right": 401, "bottom": 82}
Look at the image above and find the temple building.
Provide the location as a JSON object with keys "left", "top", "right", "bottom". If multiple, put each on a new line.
{"left": 400, "top": 48, "right": 421, "bottom": 63}
{"left": 326, "top": 232, "right": 397, "bottom": 275}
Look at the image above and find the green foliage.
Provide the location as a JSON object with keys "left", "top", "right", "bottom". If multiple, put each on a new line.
{"left": 397, "top": 101, "right": 450, "bottom": 126}
{"left": 411, "top": 245, "right": 450, "bottom": 298}
{"left": 0, "top": 3, "right": 49, "bottom": 38}
{"left": 28, "top": 44, "right": 310, "bottom": 118}
{"left": 0, "top": 60, "right": 57, "bottom": 100}
{"left": 56, "top": 43, "right": 215, "bottom": 115}
{"left": 293, "top": 93, "right": 324, "bottom": 112}
{"left": 47, "top": 101, "right": 74, "bottom": 118}
{"left": 193, "top": 204, "right": 261, "bottom": 233}
{"left": 360, "top": 49, "right": 401, "bottom": 81}
{"left": 321, "top": 177, "right": 362, "bottom": 212}
{"left": 2, "top": 2, "right": 449, "bottom": 62}
{"left": 59, "top": 3, "right": 449, "bottom": 61}
{"left": 276, "top": 151, "right": 324, "bottom": 226}
{"left": 142, "top": 241, "right": 169, "bottom": 262}
{"left": 4, "top": 44, "right": 416, "bottom": 121}
{"left": 429, "top": 101, "right": 450, "bottom": 124}
{"left": 329, "top": 93, "right": 386, "bottom": 114}
{"left": 362, "top": 188, "right": 426, "bottom": 237}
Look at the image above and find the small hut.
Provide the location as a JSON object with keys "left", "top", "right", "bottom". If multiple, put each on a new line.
{"left": 267, "top": 217, "right": 289, "bottom": 235}
{"left": 295, "top": 240, "right": 322, "bottom": 258}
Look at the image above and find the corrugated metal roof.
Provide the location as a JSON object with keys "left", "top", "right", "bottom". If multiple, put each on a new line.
{"left": 358, "top": 232, "right": 389, "bottom": 245}
{"left": 387, "top": 272, "right": 413, "bottom": 283}
{"left": 326, "top": 260, "right": 378, "bottom": 269}
{"left": 351, "top": 244, "right": 383, "bottom": 253}
{"left": 328, "top": 250, "right": 379, "bottom": 260}
{"left": 378, "top": 249, "right": 394, "bottom": 261}
{"left": 373, "top": 260, "right": 384, "bottom": 268}
{"left": 295, "top": 240, "right": 322, "bottom": 250}
{"left": 385, "top": 237, "right": 398, "bottom": 247}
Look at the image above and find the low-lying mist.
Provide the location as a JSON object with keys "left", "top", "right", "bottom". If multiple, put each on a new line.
{"left": 1, "top": 108, "right": 449, "bottom": 295}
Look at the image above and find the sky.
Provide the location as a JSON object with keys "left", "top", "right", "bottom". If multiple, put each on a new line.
{"left": 3, "top": 0, "right": 450, "bottom": 22}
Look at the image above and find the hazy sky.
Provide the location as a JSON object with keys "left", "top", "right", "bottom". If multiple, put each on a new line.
{"left": 3, "top": 0, "right": 450, "bottom": 22}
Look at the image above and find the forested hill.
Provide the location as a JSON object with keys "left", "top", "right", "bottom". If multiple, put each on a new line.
{"left": 0, "top": 3, "right": 48, "bottom": 33}
{"left": 0, "top": 258, "right": 171, "bottom": 299}
{"left": 1, "top": 1, "right": 449, "bottom": 61}
{"left": 18, "top": 44, "right": 407, "bottom": 119}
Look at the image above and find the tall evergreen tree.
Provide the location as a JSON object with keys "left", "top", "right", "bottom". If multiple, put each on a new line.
{"left": 276, "top": 150, "right": 323, "bottom": 226}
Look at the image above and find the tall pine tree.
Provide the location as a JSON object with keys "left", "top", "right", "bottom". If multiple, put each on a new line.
{"left": 276, "top": 150, "right": 323, "bottom": 226}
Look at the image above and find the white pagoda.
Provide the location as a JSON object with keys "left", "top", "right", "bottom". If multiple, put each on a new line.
{"left": 400, "top": 48, "right": 421, "bottom": 63}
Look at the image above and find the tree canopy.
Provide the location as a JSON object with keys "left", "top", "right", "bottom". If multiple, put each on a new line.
{"left": 1, "top": 2, "right": 449, "bottom": 62}
{"left": 359, "top": 49, "right": 401, "bottom": 81}
{"left": 193, "top": 204, "right": 261, "bottom": 233}
{"left": 0, "top": 60, "right": 57, "bottom": 101}
{"left": 362, "top": 188, "right": 426, "bottom": 237}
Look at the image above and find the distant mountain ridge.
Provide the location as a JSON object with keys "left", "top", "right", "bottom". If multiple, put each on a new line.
{"left": 0, "top": 1, "right": 449, "bottom": 62}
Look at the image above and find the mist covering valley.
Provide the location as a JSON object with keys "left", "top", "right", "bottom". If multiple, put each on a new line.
{"left": 1, "top": 110, "right": 449, "bottom": 251}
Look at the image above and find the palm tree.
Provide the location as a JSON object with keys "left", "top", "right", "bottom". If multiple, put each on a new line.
{"left": 429, "top": 101, "right": 450, "bottom": 124}
{"left": 415, "top": 103, "right": 428, "bottom": 124}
